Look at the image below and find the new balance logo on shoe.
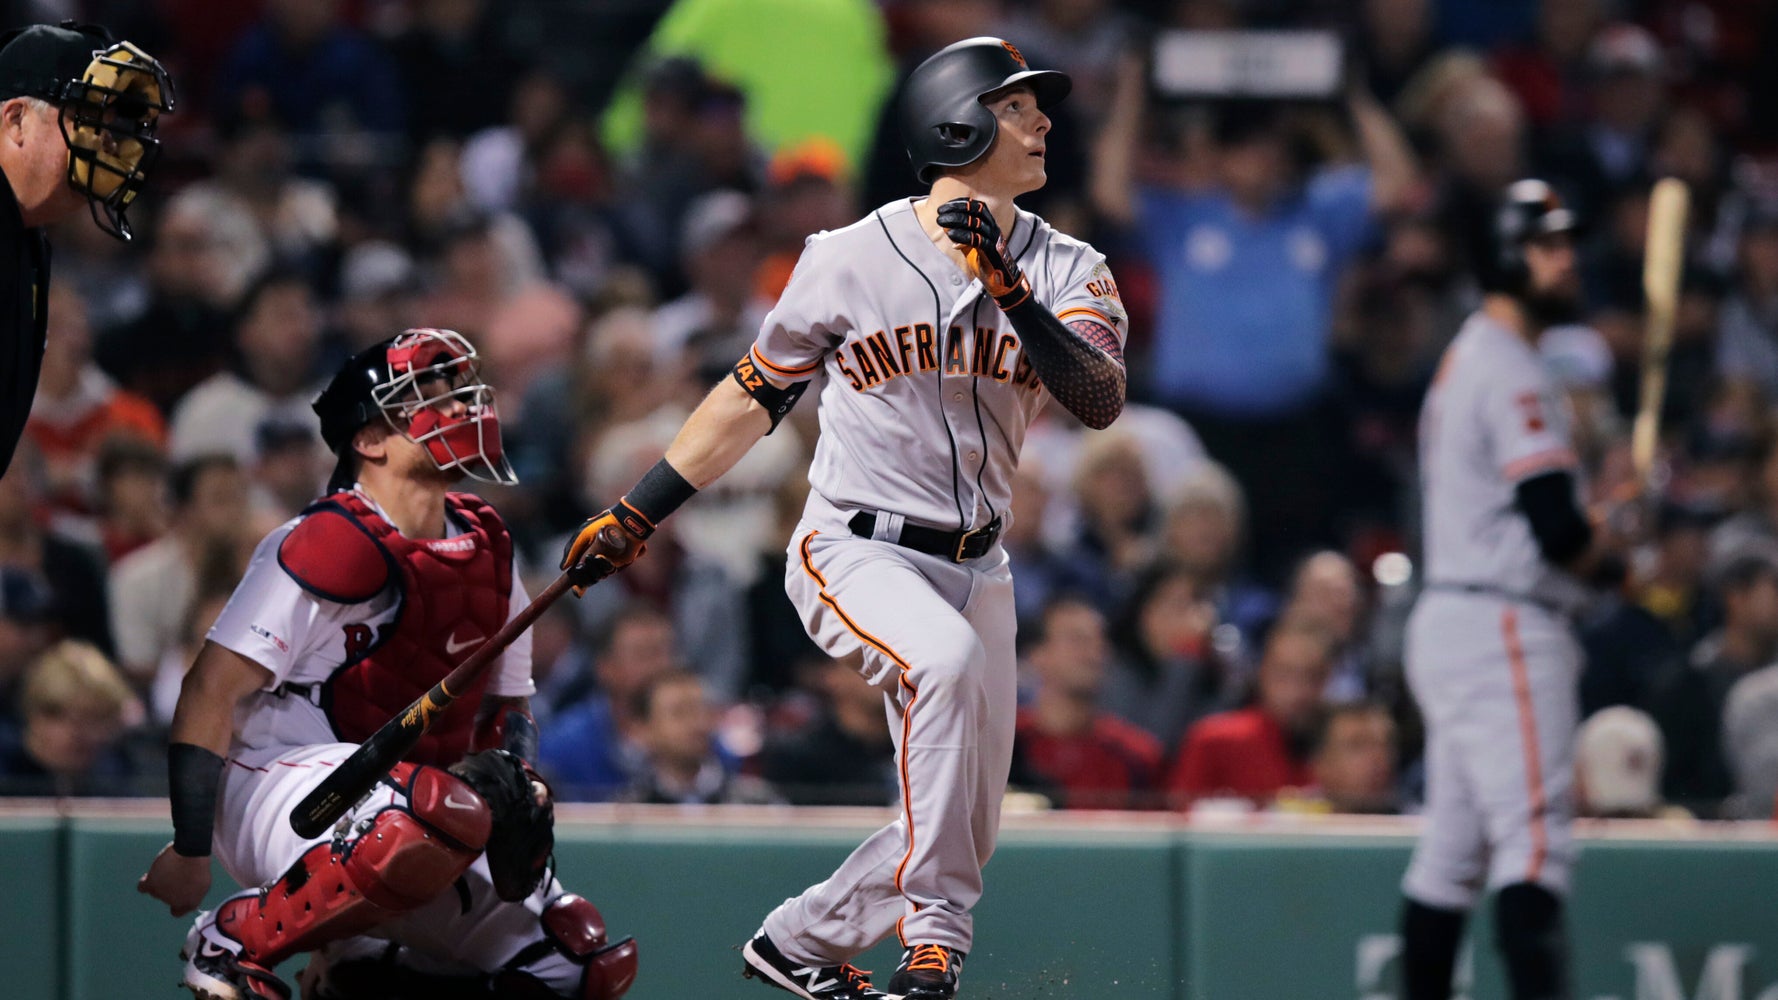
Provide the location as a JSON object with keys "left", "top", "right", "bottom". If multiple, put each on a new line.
{"left": 742, "top": 931, "right": 883, "bottom": 1000}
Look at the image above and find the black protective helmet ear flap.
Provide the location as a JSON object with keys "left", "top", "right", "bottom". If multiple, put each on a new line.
{"left": 900, "top": 37, "right": 1070, "bottom": 184}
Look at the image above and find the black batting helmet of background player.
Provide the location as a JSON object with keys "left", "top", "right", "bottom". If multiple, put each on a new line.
{"left": 1480, "top": 178, "right": 1580, "bottom": 295}
{"left": 900, "top": 36, "right": 1071, "bottom": 184}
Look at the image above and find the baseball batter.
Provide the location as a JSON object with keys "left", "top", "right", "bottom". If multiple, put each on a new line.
{"left": 559, "top": 37, "right": 1125, "bottom": 1000}
{"left": 137, "top": 329, "right": 637, "bottom": 1000}
{"left": 1400, "top": 181, "right": 1614, "bottom": 1000}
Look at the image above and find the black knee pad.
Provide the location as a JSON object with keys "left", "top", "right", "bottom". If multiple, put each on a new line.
{"left": 1493, "top": 882, "right": 1570, "bottom": 1000}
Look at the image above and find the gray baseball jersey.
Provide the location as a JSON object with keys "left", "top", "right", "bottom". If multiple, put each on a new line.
{"left": 751, "top": 197, "right": 1126, "bottom": 963}
{"left": 751, "top": 196, "right": 1128, "bottom": 530}
{"left": 1418, "top": 311, "right": 1587, "bottom": 611}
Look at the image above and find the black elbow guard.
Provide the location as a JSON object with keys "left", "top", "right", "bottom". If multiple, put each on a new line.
{"left": 1514, "top": 471, "right": 1593, "bottom": 567}
{"left": 733, "top": 354, "right": 811, "bottom": 433}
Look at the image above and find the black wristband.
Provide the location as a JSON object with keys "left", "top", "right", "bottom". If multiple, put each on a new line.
{"left": 168, "top": 742, "right": 225, "bottom": 857}
{"left": 622, "top": 458, "right": 697, "bottom": 530}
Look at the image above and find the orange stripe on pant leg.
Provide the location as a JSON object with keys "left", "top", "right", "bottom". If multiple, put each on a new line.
{"left": 1501, "top": 606, "right": 1549, "bottom": 883}
{"left": 797, "top": 530, "right": 922, "bottom": 943}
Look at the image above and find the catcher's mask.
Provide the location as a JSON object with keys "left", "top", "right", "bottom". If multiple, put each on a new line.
{"left": 314, "top": 328, "right": 518, "bottom": 491}
{"left": 0, "top": 22, "right": 173, "bottom": 240}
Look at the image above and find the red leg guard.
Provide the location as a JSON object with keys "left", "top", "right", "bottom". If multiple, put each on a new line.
{"left": 220, "top": 766, "right": 492, "bottom": 969}
{"left": 540, "top": 894, "right": 639, "bottom": 1000}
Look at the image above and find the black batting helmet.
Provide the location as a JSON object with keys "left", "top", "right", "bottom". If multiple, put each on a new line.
{"left": 901, "top": 37, "right": 1070, "bottom": 185}
{"left": 1481, "top": 178, "right": 1579, "bottom": 294}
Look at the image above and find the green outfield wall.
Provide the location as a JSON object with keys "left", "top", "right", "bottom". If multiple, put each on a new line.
{"left": 8, "top": 806, "right": 1778, "bottom": 1000}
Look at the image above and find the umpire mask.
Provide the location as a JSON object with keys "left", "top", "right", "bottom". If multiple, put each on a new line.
{"left": 57, "top": 40, "right": 174, "bottom": 241}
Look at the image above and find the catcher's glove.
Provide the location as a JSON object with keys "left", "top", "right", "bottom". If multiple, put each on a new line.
{"left": 448, "top": 749, "right": 554, "bottom": 901}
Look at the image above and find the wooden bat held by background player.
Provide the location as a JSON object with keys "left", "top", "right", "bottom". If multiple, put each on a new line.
{"left": 1629, "top": 177, "right": 1690, "bottom": 501}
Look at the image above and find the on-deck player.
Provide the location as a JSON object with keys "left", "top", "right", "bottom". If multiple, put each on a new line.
{"left": 1399, "top": 181, "right": 1619, "bottom": 1000}
{"left": 558, "top": 36, "right": 1127, "bottom": 1000}
{"left": 136, "top": 329, "right": 637, "bottom": 1000}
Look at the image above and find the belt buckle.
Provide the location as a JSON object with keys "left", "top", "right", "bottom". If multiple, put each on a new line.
{"left": 952, "top": 522, "right": 998, "bottom": 562}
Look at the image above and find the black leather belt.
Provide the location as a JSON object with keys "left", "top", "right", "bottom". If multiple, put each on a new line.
{"left": 1424, "top": 581, "right": 1570, "bottom": 617}
{"left": 848, "top": 512, "right": 1003, "bottom": 563}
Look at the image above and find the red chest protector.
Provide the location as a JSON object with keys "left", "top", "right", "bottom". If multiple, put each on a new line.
{"left": 277, "top": 490, "right": 513, "bottom": 766}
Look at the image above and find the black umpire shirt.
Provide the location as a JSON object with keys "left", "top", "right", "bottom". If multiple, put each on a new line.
{"left": 0, "top": 166, "right": 50, "bottom": 477}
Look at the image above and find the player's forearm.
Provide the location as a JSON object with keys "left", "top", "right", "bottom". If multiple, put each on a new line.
{"left": 1000, "top": 298, "right": 1126, "bottom": 429}
{"left": 1350, "top": 88, "right": 1419, "bottom": 214}
{"left": 1088, "top": 53, "right": 1145, "bottom": 225}
{"left": 663, "top": 375, "right": 774, "bottom": 488}
{"left": 167, "top": 643, "right": 269, "bottom": 855}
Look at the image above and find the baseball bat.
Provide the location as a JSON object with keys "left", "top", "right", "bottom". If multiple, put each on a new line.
{"left": 1630, "top": 177, "right": 1690, "bottom": 496}
{"left": 289, "top": 528, "right": 625, "bottom": 838}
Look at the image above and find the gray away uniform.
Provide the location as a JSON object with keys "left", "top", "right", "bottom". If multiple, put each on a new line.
{"left": 754, "top": 196, "right": 1126, "bottom": 959}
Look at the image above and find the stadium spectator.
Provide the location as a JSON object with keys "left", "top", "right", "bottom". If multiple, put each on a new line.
{"left": 1055, "top": 431, "right": 1160, "bottom": 614}
{"left": 167, "top": 269, "right": 326, "bottom": 464}
{"left": 107, "top": 455, "right": 249, "bottom": 685}
{"left": 1011, "top": 597, "right": 1163, "bottom": 809}
{"left": 1575, "top": 706, "right": 1689, "bottom": 821}
{"left": 1651, "top": 548, "right": 1778, "bottom": 809}
{"left": 537, "top": 604, "right": 678, "bottom": 801}
{"left": 388, "top": 0, "right": 522, "bottom": 145}
{"left": 621, "top": 670, "right": 782, "bottom": 806}
{"left": 1538, "top": 23, "right": 1666, "bottom": 220}
{"left": 1002, "top": 460, "right": 1080, "bottom": 633}
{"left": 1156, "top": 461, "right": 1273, "bottom": 644}
{"left": 1278, "top": 701, "right": 1399, "bottom": 815}
{"left": 573, "top": 414, "right": 750, "bottom": 701}
{"left": 149, "top": 586, "right": 232, "bottom": 728}
{"left": 92, "top": 438, "right": 169, "bottom": 564}
{"left": 25, "top": 286, "right": 166, "bottom": 523}
{"left": 189, "top": 113, "right": 339, "bottom": 267}
{"left": 214, "top": 0, "right": 406, "bottom": 165}
{"left": 1279, "top": 552, "right": 1371, "bottom": 702}
{"left": 1166, "top": 618, "right": 1333, "bottom": 807}
{"left": 761, "top": 653, "right": 898, "bottom": 806}
{"left": 1490, "top": 0, "right": 1604, "bottom": 128}
{"left": 1356, "top": 0, "right": 1439, "bottom": 106}
{"left": 0, "top": 568, "right": 54, "bottom": 726}
{"left": 332, "top": 240, "right": 419, "bottom": 352}
{"left": 0, "top": 640, "right": 140, "bottom": 797}
{"left": 0, "top": 444, "right": 112, "bottom": 653}
{"left": 95, "top": 187, "right": 263, "bottom": 412}
{"left": 653, "top": 190, "right": 770, "bottom": 378}
{"left": 1091, "top": 53, "right": 1419, "bottom": 581}
{"left": 754, "top": 140, "right": 856, "bottom": 301}
{"left": 600, "top": 0, "right": 894, "bottom": 173}
{"left": 245, "top": 418, "right": 325, "bottom": 523}
{"left": 1715, "top": 203, "right": 1778, "bottom": 403}
{"left": 1103, "top": 563, "right": 1232, "bottom": 753}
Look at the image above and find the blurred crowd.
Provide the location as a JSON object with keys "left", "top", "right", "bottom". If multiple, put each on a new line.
{"left": 2, "top": 0, "right": 1778, "bottom": 822}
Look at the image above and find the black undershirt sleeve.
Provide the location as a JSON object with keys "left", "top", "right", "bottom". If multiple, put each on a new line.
{"left": 1514, "top": 470, "right": 1593, "bottom": 567}
{"left": 998, "top": 297, "right": 1126, "bottom": 429}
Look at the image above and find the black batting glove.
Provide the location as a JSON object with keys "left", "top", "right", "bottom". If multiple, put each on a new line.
{"left": 936, "top": 197, "right": 1030, "bottom": 308}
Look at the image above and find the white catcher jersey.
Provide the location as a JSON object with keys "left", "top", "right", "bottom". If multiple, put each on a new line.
{"left": 751, "top": 197, "right": 1128, "bottom": 530}
{"left": 207, "top": 491, "right": 534, "bottom": 765}
{"left": 1419, "top": 312, "right": 1587, "bottom": 609}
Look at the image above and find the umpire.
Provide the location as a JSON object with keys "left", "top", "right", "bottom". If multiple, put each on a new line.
{"left": 0, "top": 21, "right": 172, "bottom": 475}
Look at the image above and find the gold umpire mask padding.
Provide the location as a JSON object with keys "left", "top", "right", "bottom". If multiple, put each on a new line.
{"left": 58, "top": 40, "right": 173, "bottom": 241}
